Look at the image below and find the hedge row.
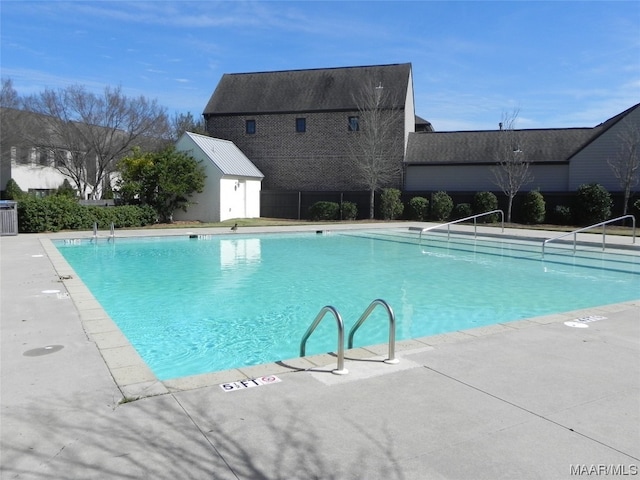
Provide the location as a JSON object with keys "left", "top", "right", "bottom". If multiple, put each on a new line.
{"left": 308, "top": 201, "right": 358, "bottom": 221}
{"left": 17, "top": 195, "right": 157, "bottom": 233}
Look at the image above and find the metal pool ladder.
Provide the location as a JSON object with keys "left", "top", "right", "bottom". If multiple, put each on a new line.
{"left": 348, "top": 299, "right": 398, "bottom": 364}
{"left": 299, "top": 299, "right": 399, "bottom": 375}
{"left": 300, "top": 306, "right": 348, "bottom": 375}
{"left": 90, "top": 222, "right": 116, "bottom": 243}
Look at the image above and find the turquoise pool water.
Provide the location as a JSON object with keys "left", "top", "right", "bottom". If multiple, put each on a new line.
{"left": 55, "top": 229, "right": 639, "bottom": 380}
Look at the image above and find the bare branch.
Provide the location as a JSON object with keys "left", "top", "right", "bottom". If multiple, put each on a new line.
{"left": 20, "top": 85, "right": 170, "bottom": 198}
{"left": 491, "top": 109, "right": 533, "bottom": 222}
{"left": 607, "top": 117, "right": 640, "bottom": 215}
{"left": 349, "top": 81, "right": 404, "bottom": 218}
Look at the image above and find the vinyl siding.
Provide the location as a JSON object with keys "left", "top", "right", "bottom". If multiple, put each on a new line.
{"left": 569, "top": 106, "right": 640, "bottom": 191}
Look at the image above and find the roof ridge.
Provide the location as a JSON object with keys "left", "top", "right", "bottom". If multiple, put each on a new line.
{"left": 222, "top": 63, "right": 412, "bottom": 76}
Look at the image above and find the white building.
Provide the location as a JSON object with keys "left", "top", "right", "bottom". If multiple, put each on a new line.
{"left": 174, "top": 132, "right": 264, "bottom": 223}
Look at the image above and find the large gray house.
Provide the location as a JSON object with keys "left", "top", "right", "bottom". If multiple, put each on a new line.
{"left": 203, "top": 63, "right": 417, "bottom": 192}
{"left": 203, "top": 63, "right": 638, "bottom": 218}
{"left": 404, "top": 103, "right": 640, "bottom": 194}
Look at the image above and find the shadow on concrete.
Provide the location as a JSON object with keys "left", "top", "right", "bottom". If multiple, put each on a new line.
{"left": 2, "top": 391, "right": 407, "bottom": 480}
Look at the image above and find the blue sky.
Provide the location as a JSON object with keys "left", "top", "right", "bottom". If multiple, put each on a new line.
{"left": 1, "top": 1, "right": 639, "bottom": 131}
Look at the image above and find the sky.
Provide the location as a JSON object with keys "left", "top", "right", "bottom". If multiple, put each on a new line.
{"left": 1, "top": 1, "right": 639, "bottom": 132}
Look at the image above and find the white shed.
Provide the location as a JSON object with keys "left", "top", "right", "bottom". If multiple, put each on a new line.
{"left": 173, "top": 132, "right": 264, "bottom": 223}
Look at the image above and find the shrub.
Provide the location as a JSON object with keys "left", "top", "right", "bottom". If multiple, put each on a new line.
{"left": 431, "top": 191, "right": 453, "bottom": 221}
{"left": 407, "top": 196, "right": 429, "bottom": 221}
{"left": 341, "top": 201, "right": 358, "bottom": 220}
{"left": 380, "top": 188, "right": 404, "bottom": 220}
{"left": 472, "top": 191, "right": 499, "bottom": 222}
{"left": 17, "top": 196, "right": 157, "bottom": 233}
{"left": 56, "top": 179, "right": 77, "bottom": 198}
{"left": 4, "top": 178, "right": 25, "bottom": 200}
{"left": 553, "top": 205, "right": 572, "bottom": 225}
{"left": 521, "top": 190, "right": 546, "bottom": 224}
{"left": 308, "top": 201, "right": 339, "bottom": 221}
{"left": 573, "top": 183, "right": 612, "bottom": 225}
{"left": 452, "top": 203, "right": 472, "bottom": 220}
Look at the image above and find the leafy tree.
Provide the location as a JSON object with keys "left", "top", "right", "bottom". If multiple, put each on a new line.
{"left": 117, "top": 147, "right": 206, "bottom": 223}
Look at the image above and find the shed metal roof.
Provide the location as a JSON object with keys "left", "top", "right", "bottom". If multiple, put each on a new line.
{"left": 203, "top": 63, "right": 412, "bottom": 115}
{"left": 180, "top": 132, "right": 264, "bottom": 178}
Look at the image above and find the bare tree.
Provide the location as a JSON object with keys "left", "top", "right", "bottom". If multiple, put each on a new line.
{"left": 607, "top": 117, "right": 639, "bottom": 216}
{"left": 171, "top": 111, "right": 207, "bottom": 141}
{"left": 22, "top": 85, "right": 170, "bottom": 199}
{"left": 349, "top": 81, "right": 404, "bottom": 219}
{"left": 0, "top": 78, "right": 20, "bottom": 108}
{"left": 491, "top": 109, "right": 533, "bottom": 222}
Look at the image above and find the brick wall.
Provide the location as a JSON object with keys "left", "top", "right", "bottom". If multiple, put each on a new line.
{"left": 206, "top": 110, "right": 404, "bottom": 191}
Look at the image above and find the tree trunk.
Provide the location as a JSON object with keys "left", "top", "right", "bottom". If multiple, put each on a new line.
{"left": 369, "top": 189, "right": 375, "bottom": 219}
{"left": 507, "top": 194, "right": 514, "bottom": 223}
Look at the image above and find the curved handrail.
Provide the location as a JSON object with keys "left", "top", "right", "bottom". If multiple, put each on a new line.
{"left": 418, "top": 210, "right": 504, "bottom": 245}
{"left": 347, "top": 299, "right": 398, "bottom": 364}
{"left": 300, "top": 306, "right": 348, "bottom": 375}
{"left": 542, "top": 215, "right": 636, "bottom": 258}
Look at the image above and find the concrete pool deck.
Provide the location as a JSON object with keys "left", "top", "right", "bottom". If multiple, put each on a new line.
{"left": 1, "top": 223, "right": 638, "bottom": 479}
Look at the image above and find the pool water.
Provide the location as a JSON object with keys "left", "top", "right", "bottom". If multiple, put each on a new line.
{"left": 55, "top": 229, "right": 639, "bottom": 380}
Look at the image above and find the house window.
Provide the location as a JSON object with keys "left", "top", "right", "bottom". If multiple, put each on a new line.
{"left": 296, "top": 117, "right": 306, "bottom": 133}
{"left": 246, "top": 119, "right": 256, "bottom": 134}
{"left": 37, "top": 148, "right": 50, "bottom": 166}
{"left": 348, "top": 116, "right": 359, "bottom": 132}
{"left": 54, "top": 149, "right": 68, "bottom": 167}
{"left": 18, "top": 147, "right": 32, "bottom": 165}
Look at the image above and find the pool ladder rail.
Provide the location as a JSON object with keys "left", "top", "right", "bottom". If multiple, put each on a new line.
{"left": 90, "top": 222, "right": 116, "bottom": 243}
{"left": 300, "top": 299, "right": 398, "bottom": 375}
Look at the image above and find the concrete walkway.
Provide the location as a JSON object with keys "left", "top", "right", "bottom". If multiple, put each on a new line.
{"left": 1, "top": 224, "right": 638, "bottom": 479}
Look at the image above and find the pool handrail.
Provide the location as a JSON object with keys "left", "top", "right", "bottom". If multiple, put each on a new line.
{"left": 347, "top": 299, "right": 399, "bottom": 364}
{"left": 541, "top": 215, "right": 636, "bottom": 258}
{"left": 90, "top": 221, "right": 116, "bottom": 243}
{"left": 415, "top": 210, "right": 504, "bottom": 245}
{"left": 300, "top": 305, "right": 348, "bottom": 375}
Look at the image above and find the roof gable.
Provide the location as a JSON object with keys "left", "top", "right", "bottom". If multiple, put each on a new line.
{"left": 204, "top": 63, "right": 412, "bottom": 115}
{"left": 177, "top": 132, "right": 264, "bottom": 178}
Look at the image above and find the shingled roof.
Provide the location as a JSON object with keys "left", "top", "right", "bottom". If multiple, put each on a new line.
{"left": 406, "top": 102, "right": 640, "bottom": 165}
{"left": 203, "top": 63, "right": 412, "bottom": 115}
{"left": 405, "top": 128, "right": 600, "bottom": 164}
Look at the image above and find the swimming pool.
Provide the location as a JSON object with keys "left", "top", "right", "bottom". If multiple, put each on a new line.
{"left": 54, "top": 229, "right": 639, "bottom": 380}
